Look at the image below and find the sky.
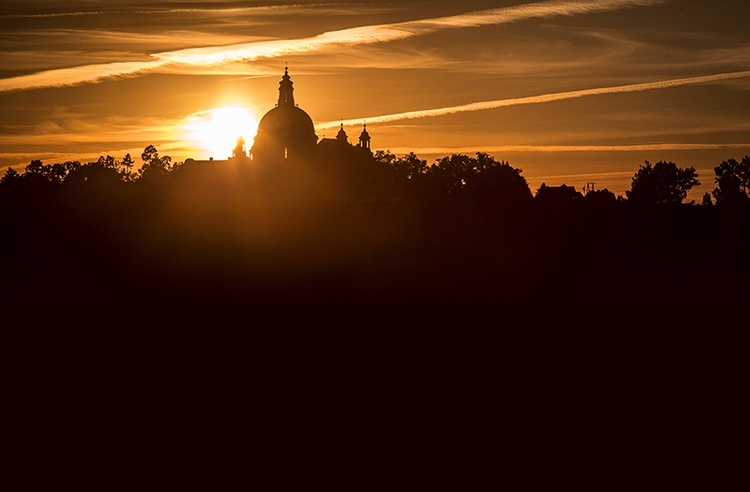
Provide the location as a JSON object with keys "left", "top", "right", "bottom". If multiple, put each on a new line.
{"left": 1, "top": 0, "right": 749, "bottom": 200}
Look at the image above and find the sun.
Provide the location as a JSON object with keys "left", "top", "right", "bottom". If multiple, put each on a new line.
{"left": 184, "top": 106, "right": 259, "bottom": 159}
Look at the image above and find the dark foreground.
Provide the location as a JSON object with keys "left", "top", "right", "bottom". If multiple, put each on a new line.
{"left": 2, "top": 183, "right": 745, "bottom": 489}
{"left": 2, "top": 180, "right": 747, "bottom": 312}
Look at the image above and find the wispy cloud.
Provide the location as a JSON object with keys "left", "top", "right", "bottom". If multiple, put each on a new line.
{"left": 156, "top": 0, "right": 662, "bottom": 65}
{"left": 0, "top": 0, "right": 663, "bottom": 93}
{"left": 0, "top": 60, "right": 165, "bottom": 92}
{"left": 0, "top": 3, "right": 331, "bottom": 19}
{"left": 316, "top": 70, "right": 750, "bottom": 130}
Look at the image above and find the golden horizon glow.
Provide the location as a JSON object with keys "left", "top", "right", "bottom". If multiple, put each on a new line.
{"left": 182, "top": 107, "right": 259, "bottom": 160}
{"left": 1, "top": 0, "right": 749, "bottom": 203}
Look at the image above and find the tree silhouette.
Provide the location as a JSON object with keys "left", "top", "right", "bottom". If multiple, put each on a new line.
{"left": 2, "top": 148, "right": 749, "bottom": 308}
{"left": 65, "top": 158, "right": 125, "bottom": 185}
{"left": 464, "top": 152, "right": 532, "bottom": 206}
{"left": 0, "top": 167, "right": 20, "bottom": 184}
{"left": 373, "top": 150, "right": 396, "bottom": 166}
{"left": 427, "top": 152, "right": 531, "bottom": 204}
{"left": 137, "top": 145, "right": 178, "bottom": 181}
{"left": 583, "top": 188, "right": 618, "bottom": 206}
{"left": 47, "top": 161, "right": 76, "bottom": 184}
{"left": 2, "top": 159, "right": 59, "bottom": 191}
{"left": 24, "top": 159, "right": 46, "bottom": 176}
{"left": 712, "top": 156, "right": 750, "bottom": 207}
{"left": 626, "top": 160, "right": 699, "bottom": 206}
{"left": 393, "top": 152, "right": 428, "bottom": 181}
{"left": 431, "top": 153, "right": 475, "bottom": 196}
{"left": 121, "top": 153, "right": 135, "bottom": 180}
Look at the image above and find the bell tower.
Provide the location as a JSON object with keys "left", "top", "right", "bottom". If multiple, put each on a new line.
{"left": 358, "top": 123, "right": 371, "bottom": 150}
{"left": 336, "top": 123, "right": 349, "bottom": 143}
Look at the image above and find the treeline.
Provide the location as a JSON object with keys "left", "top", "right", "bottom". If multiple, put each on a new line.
{"left": 1, "top": 146, "right": 748, "bottom": 308}
{"left": 4, "top": 146, "right": 749, "bottom": 207}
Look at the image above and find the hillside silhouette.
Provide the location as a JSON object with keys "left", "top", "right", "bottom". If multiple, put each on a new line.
{"left": 2, "top": 69, "right": 748, "bottom": 311}
{"left": 1, "top": 147, "right": 748, "bottom": 310}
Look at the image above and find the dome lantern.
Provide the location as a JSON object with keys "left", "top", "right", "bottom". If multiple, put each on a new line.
{"left": 277, "top": 65, "right": 295, "bottom": 107}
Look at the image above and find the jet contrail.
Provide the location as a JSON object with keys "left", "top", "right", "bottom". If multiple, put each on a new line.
{"left": 387, "top": 143, "right": 750, "bottom": 155}
{"left": 0, "top": 0, "right": 662, "bottom": 93}
{"left": 155, "top": 0, "right": 662, "bottom": 65}
{"left": 316, "top": 70, "right": 750, "bottom": 130}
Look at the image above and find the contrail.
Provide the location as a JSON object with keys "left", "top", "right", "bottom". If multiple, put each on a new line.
{"left": 0, "top": 0, "right": 662, "bottom": 93}
{"left": 156, "top": 0, "right": 661, "bottom": 65}
{"left": 316, "top": 70, "right": 750, "bottom": 130}
{"left": 388, "top": 143, "right": 750, "bottom": 155}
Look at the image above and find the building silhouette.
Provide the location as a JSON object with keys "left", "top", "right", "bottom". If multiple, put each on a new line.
{"left": 249, "top": 67, "right": 372, "bottom": 164}
{"left": 250, "top": 66, "right": 318, "bottom": 163}
{"left": 185, "top": 67, "right": 372, "bottom": 167}
{"left": 180, "top": 67, "right": 395, "bottom": 201}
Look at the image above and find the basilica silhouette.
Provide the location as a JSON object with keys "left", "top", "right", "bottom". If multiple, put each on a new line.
{"left": 188, "top": 67, "right": 371, "bottom": 166}
{"left": 181, "top": 67, "right": 393, "bottom": 200}
{"left": 250, "top": 66, "right": 371, "bottom": 164}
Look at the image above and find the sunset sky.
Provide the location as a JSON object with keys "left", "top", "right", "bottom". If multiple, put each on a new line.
{"left": 1, "top": 0, "right": 749, "bottom": 200}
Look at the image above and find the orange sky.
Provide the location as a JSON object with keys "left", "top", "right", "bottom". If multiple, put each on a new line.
{"left": 1, "top": 0, "right": 749, "bottom": 200}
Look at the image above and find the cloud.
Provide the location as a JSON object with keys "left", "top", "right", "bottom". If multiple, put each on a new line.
{"left": 0, "top": 60, "right": 165, "bottom": 92}
{"left": 155, "top": 0, "right": 663, "bottom": 65}
{"left": 0, "top": 3, "right": 329, "bottom": 19}
{"left": 0, "top": 0, "right": 663, "bottom": 93}
{"left": 0, "top": 30, "right": 255, "bottom": 73}
{"left": 0, "top": 115, "right": 176, "bottom": 147}
{"left": 316, "top": 70, "right": 750, "bottom": 130}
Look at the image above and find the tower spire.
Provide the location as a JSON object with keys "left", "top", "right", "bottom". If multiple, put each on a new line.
{"left": 277, "top": 65, "right": 294, "bottom": 107}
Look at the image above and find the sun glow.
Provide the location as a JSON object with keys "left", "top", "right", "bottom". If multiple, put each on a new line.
{"left": 183, "top": 107, "right": 259, "bottom": 159}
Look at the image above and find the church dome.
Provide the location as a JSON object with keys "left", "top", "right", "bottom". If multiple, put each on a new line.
{"left": 256, "top": 105, "right": 316, "bottom": 142}
{"left": 251, "top": 67, "right": 318, "bottom": 162}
